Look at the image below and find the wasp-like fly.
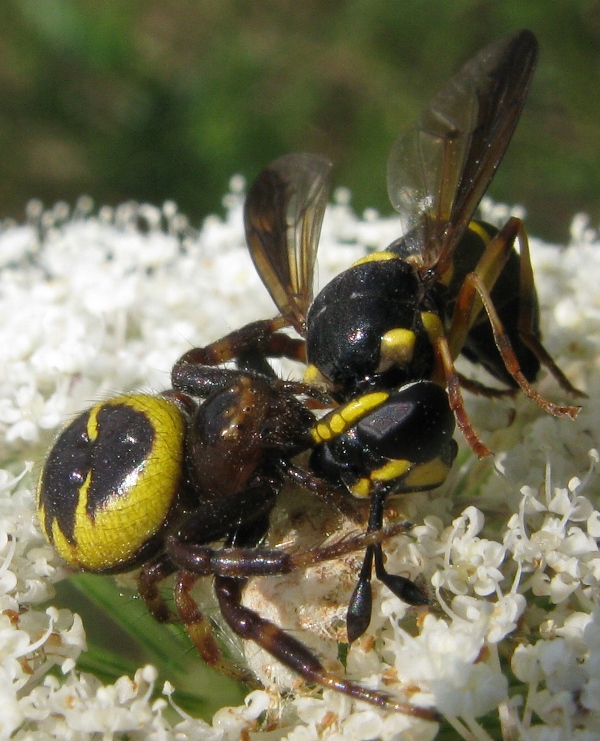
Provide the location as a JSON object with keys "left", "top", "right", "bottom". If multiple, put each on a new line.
{"left": 244, "top": 29, "right": 583, "bottom": 642}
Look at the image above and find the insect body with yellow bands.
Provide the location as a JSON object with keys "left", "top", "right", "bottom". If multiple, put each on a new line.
{"left": 244, "top": 29, "right": 584, "bottom": 643}
{"left": 37, "top": 28, "right": 584, "bottom": 724}
{"left": 37, "top": 320, "right": 440, "bottom": 720}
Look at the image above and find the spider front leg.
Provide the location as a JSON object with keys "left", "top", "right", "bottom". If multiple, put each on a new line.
{"left": 171, "top": 316, "right": 332, "bottom": 407}
{"left": 139, "top": 499, "right": 278, "bottom": 689}
{"left": 279, "top": 459, "right": 366, "bottom": 523}
{"left": 174, "top": 317, "right": 306, "bottom": 377}
{"left": 138, "top": 553, "right": 177, "bottom": 624}
{"left": 166, "top": 518, "right": 417, "bottom": 579}
{"left": 214, "top": 574, "right": 441, "bottom": 721}
{"left": 174, "top": 569, "right": 264, "bottom": 687}
{"left": 157, "top": 489, "right": 423, "bottom": 703}
{"left": 162, "top": 499, "right": 420, "bottom": 690}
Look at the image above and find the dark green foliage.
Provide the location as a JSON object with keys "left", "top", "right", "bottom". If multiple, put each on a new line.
{"left": 0, "top": 0, "right": 599, "bottom": 240}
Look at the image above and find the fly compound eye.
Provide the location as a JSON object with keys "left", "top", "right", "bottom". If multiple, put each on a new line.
{"left": 37, "top": 394, "right": 186, "bottom": 573}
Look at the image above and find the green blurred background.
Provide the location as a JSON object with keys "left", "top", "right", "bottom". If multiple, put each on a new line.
{"left": 1, "top": 0, "right": 599, "bottom": 242}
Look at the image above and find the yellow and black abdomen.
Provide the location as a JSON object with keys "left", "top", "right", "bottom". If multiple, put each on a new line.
{"left": 37, "top": 394, "right": 186, "bottom": 573}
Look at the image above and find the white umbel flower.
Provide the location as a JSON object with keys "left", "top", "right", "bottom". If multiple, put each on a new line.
{"left": 1, "top": 189, "right": 599, "bottom": 739}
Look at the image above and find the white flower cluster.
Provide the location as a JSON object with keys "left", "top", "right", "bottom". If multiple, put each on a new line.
{"left": 0, "top": 186, "right": 599, "bottom": 740}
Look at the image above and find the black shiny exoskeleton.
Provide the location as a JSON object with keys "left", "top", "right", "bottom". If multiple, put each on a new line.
{"left": 244, "top": 30, "right": 583, "bottom": 644}
{"left": 306, "top": 255, "right": 438, "bottom": 397}
{"left": 38, "top": 29, "right": 584, "bottom": 724}
{"left": 310, "top": 382, "right": 456, "bottom": 497}
{"left": 39, "top": 314, "right": 439, "bottom": 719}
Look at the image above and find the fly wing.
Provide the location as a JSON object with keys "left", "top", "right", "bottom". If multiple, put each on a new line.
{"left": 244, "top": 152, "right": 332, "bottom": 335}
{"left": 387, "top": 29, "right": 538, "bottom": 277}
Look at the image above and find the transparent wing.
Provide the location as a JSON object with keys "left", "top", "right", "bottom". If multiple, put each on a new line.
{"left": 244, "top": 152, "right": 332, "bottom": 335}
{"left": 387, "top": 29, "right": 538, "bottom": 277}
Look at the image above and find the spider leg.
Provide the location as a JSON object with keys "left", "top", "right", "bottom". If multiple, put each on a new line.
{"left": 171, "top": 317, "right": 332, "bottom": 407}
{"left": 214, "top": 574, "right": 441, "bottom": 720}
{"left": 137, "top": 550, "right": 262, "bottom": 686}
{"left": 164, "top": 496, "right": 422, "bottom": 693}
{"left": 174, "top": 569, "right": 264, "bottom": 687}
{"left": 160, "top": 507, "right": 421, "bottom": 697}
{"left": 278, "top": 460, "right": 365, "bottom": 522}
{"left": 166, "top": 519, "right": 415, "bottom": 579}
{"left": 174, "top": 317, "right": 305, "bottom": 374}
{"left": 138, "top": 553, "right": 177, "bottom": 624}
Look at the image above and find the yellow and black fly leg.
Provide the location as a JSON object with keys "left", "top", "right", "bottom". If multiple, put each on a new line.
{"left": 455, "top": 373, "right": 519, "bottom": 399}
{"left": 459, "top": 274, "right": 579, "bottom": 419}
{"left": 446, "top": 217, "right": 581, "bottom": 419}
